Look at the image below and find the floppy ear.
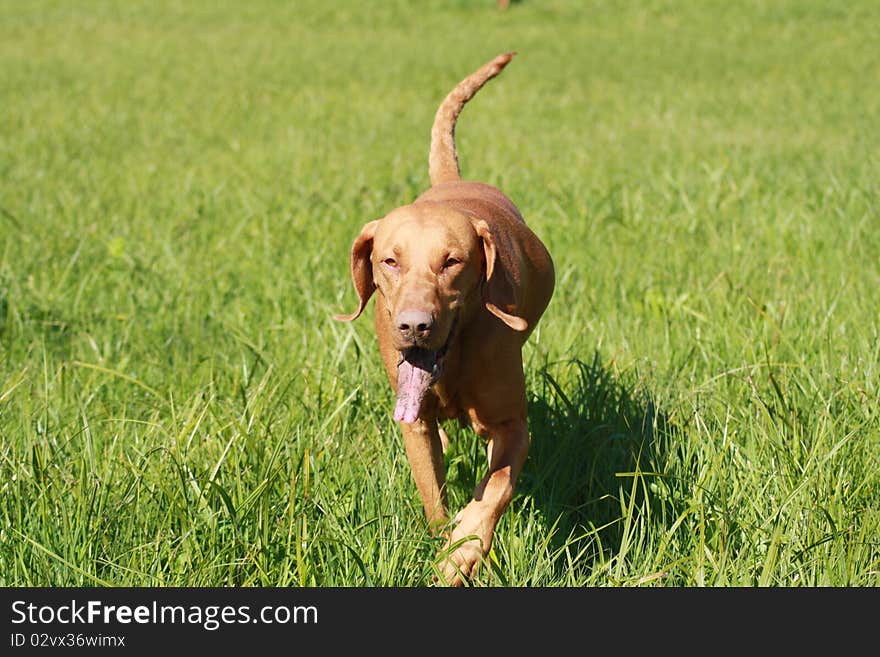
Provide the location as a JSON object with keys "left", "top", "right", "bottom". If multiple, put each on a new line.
{"left": 334, "top": 220, "right": 379, "bottom": 322}
{"left": 473, "top": 220, "right": 528, "bottom": 332}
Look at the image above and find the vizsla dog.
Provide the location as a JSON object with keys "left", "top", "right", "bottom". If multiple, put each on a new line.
{"left": 335, "top": 53, "right": 554, "bottom": 585}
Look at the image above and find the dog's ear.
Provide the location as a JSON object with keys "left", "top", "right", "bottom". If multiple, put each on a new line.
{"left": 473, "top": 220, "right": 528, "bottom": 331}
{"left": 334, "top": 220, "right": 379, "bottom": 322}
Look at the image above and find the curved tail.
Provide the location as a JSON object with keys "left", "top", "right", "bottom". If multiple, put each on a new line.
{"left": 429, "top": 52, "right": 516, "bottom": 186}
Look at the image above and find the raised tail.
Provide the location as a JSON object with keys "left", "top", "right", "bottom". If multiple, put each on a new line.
{"left": 428, "top": 52, "right": 516, "bottom": 186}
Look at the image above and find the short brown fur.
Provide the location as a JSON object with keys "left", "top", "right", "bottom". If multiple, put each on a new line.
{"left": 335, "top": 52, "right": 554, "bottom": 585}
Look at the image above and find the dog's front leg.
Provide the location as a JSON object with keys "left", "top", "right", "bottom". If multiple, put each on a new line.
{"left": 438, "top": 418, "right": 529, "bottom": 586}
{"left": 399, "top": 417, "right": 449, "bottom": 533}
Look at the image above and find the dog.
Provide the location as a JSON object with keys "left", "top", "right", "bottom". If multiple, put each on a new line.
{"left": 335, "top": 52, "right": 554, "bottom": 585}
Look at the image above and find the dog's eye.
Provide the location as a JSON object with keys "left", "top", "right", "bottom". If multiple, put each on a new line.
{"left": 442, "top": 257, "right": 462, "bottom": 270}
{"left": 382, "top": 258, "right": 398, "bottom": 269}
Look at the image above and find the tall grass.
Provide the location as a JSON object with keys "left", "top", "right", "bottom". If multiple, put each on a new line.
{"left": 1, "top": 0, "right": 878, "bottom": 586}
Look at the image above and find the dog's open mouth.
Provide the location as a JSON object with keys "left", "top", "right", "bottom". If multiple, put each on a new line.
{"left": 393, "top": 348, "right": 441, "bottom": 424}
{"left": 393, "top": 320, "right": 456, "bottom": 423}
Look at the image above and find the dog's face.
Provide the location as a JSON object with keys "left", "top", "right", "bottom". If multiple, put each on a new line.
{"left": 336, "top": 205, "right": 484, "bottom": 351}
{"left": 371, "top": 206, "right": 483, "bottom": 352}
{"left": 335, "top": 202, "right": 528, "bottom": 422}
{"left": 335, "top": 201, "right": 529, "bottom": 333}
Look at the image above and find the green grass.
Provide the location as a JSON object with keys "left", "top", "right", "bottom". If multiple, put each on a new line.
{"left": 1, "top": 0, "right": 878, "bottom": 586}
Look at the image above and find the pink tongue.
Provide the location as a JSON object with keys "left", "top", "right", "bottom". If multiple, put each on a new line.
{"left": 394, "top": 359, "right": 434, "bottom": 423}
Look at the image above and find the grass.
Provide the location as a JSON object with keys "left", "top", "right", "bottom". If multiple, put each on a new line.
{"left": 1, "top": 0, "right": 878, "bottom": 587}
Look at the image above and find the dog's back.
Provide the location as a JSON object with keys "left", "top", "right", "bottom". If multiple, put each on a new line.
{"left": 416, "top": 181, "right": 554, "bottom": 335}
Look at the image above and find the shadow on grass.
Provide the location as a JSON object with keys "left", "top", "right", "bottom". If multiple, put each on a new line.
{"left": 517, "top": 353, "right": 674, "bottom": 575}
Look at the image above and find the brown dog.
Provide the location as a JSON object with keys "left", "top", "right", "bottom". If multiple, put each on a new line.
{"left": 335, "top": 52, "right": 554, "bottom": 585}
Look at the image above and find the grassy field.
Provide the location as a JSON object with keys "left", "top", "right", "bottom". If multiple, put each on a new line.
{"left": 1, "top": 0, "right": 878, "bottom": 587}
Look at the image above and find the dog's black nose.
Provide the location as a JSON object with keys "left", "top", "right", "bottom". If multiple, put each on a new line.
{"left": 396, "top": 309, "right": 434, "bottom": 341}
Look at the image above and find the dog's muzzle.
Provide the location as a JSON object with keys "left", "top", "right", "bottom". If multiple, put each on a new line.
{"left": 393, "top": 318, "right": 457, "bottom": 423}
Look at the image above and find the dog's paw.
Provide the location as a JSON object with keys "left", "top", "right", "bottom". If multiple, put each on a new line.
{"left": 436, "top": 535, "right": 484, "bottom": 586}
{"left": 434, "top": 503, "right": 492, "bottom": 586}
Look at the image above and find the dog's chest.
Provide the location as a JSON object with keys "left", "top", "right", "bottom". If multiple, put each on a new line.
{"left": 431, "top": 376, "right": 490, "bottom": 437}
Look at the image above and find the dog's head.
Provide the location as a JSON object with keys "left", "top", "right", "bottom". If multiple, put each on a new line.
{"left": 334, "top": 203, "right": 527, "bottom": 422}
{"left": 335, "top": 203, "right": 527, "bottom": 341}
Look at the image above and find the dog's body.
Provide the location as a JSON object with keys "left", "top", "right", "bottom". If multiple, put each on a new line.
{"left": 336, "top": 53, "right": 554, "bottom": 584}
